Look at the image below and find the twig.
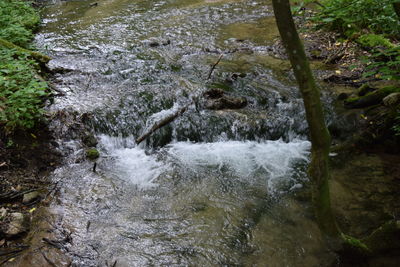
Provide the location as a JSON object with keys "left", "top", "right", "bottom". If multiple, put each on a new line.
{"left": 207, "top": 54, "right": 223, "bottom": 80}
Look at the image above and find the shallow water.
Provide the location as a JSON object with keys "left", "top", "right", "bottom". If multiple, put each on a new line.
{"left": 35, "top": 0, "right": 337, "bottom": 265}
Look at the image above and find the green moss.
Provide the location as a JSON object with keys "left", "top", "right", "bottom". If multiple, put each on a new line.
{"left": 341, "top": 233, "right": 370, "bottom": 252}
{"left": 86, "top": 148, "right": 100, "bottom": 160}
{"left": 209, "top": 82, "right": 233, "bottom": 92}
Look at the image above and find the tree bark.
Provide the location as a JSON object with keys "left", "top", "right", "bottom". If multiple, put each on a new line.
{"left": 271, "top": 0, "right": 340, "bottom": 238}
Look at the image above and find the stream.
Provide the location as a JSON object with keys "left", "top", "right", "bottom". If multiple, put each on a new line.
{"left": 35, "top": 0, "right": 337, "bottom": 266}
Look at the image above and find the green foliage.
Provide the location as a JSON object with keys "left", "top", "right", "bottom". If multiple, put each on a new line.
{"left": 357, "top": 34, "right": 394, "bottom": 48}
{"left": 0, "top": 0, "right": 40, "bottom": 47}
{"left": 314, "top": 0, "right": 400, "bottom": 38}
{"left": 362, "top": 46, "right": 400, "bottom": 80}
{"left": 0, "top": 48, "right": 48, "bottom": 131}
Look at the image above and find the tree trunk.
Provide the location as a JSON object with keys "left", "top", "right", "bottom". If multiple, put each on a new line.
{"left": 271, "top": 0, "right": 340, "bottom": 238}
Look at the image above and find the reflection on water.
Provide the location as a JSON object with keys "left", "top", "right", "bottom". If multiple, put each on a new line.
{"left": 37, "top": 0, "right": 337, "bottom": 266}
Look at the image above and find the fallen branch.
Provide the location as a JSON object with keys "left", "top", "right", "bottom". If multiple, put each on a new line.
{"left": 0, "top": 38, "right": 51, "bottom": 64}
{"left": 136, "top": 104, "right": 189, "bottom": 144}
{"left": 207, "top": 54, "right": 223, "bottom": 80}
{"left": 136, "top": 54, "right": 224, "bottom": 145}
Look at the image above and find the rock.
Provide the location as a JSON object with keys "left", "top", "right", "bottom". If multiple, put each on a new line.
{"left": 205, "top": 96, "right": 247, "bottom": 110}
{"left": 162, "top": 40, "right": 171, "bottom": 46}
{"left": 149, "top": 41, "right": 160, "bottom": 47}
{"left": 383, "top": 92, "right": 400, "bottom": 107}
{"left": 22, "top": 191, "right": 40, "bottom": 204}
{"left": 86, "top": 148, "right": 100, "bottom": 160}
{"left": 337, "top": 92, "right": 349, "bottom": 100}
{"left": 358, "top": 84, "right": 376, "bottom": 96}
{"left": 82, "top": 134, "right": 98, "bottom": 147}
{"left": 4, "top": 212, "right": 29, "bottom": 237}
{"left": 203, "top": 88, "right": 247, "bottom": 110}
{"left": 344, "top": 86, "right": 400, "bottom": 109}
{"left": 204, "top": 88, "right": 224, "bottom": 99}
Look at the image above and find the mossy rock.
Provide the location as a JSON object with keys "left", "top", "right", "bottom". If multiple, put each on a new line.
{"left": 357, "top": 84, "right": 376, "bottom": 96}
{"left": 344, "top": 86, "right": 400, "bottom": 109}
{"left": 86, "top": 148, "right": 100, "bottom": 160}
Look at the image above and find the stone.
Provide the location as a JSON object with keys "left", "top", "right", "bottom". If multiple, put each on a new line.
{"left": 383, "top": 92, "right": 400, "bottom": 107}
{"left": 203, "top": 88, "right": 247, "bottom": 110}
{"left": 357, "top": 84, "right": 376, "bottom": 96}
{"left": 82, "top": 134, "right": 98, "bottom": 147}
{"left": 86, "top": 148, "right": 100, "bottom": 160}
{"left": 5, "top": 212, "right": 29, "bottom": 237}
{"left": 337, "top": 92, "right": 348, "bottom": 100}
{"left": 22, "top": 191, "right": 40, "bottom": 204}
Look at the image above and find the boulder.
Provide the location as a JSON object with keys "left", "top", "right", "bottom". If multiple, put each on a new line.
{"left": 383, "top": 92, "right": 400, "bottom": 107}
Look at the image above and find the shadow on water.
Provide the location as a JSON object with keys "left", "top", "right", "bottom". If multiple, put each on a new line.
{"left": 29, "top": 0, "right": 341, "bottom": 265}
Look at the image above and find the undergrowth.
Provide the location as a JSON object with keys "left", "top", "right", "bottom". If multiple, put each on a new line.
{"left": 293, "top": 0, "right": 400, "bottom": 81}
{"left": 0, "top": 0, "right": 49, "bottom": 133}
{"left": 0, "top": 0, "right": 40, "bottom": 47}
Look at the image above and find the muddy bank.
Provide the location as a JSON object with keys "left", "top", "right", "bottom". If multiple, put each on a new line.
{"left": 0, "top": 125, "right": 64, "bottom": 265}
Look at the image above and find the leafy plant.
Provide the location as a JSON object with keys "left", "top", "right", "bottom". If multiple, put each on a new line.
{"left": 357, "top": 34, "right": 395, "bottom": 48}
{"left": 0, "top": 48, "right": 48, "bottom": 132}
{"left": 362, "top": 46, "right": 400, "bottom": 80}
{"left": 313, "top": 0, "right": 400, "bottom": 38}
{"left": 0, "top": 0, "right": 40, "bottom": 47}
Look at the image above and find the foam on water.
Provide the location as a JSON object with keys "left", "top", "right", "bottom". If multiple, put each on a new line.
{"left": 99, "top": 135, "right": 310, "bottom": 190}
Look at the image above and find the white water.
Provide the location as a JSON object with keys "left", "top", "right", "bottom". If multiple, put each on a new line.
{"left": 98, "top": 135, "right": 310, "bottom": 193}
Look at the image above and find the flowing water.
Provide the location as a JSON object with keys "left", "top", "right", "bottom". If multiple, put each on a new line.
{"left": 35, "top": 0, "right": 337, "bottom": 265}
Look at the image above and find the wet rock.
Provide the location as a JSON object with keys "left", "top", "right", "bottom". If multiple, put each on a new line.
{"left": 205, "top": 96, "right": 247, "bottom": 110}
{"left": 86, "top": 148, "right": 100, "bottom": 160}
{"left": 82, "top": 133, "right": 98, "bottom": 147}
{"left": 383, "top": 92, "right": 400, "bottom": 107}
{"left": 203, "top": 89, "right": 247, "bottom": 110}
{"left": 149, "top": 41, "right": 160, "bottom": 47}
{"left": 22, "top": 191, "right": 40, "bottom": 204}
{"left": 162, "top": 40, "right": 171, "bottom": 46}
{"left": 4, "top": 212, "right": 29, "bottom": 237}
{"left": 204, "top": 88, "right": 224, "bottom": 99}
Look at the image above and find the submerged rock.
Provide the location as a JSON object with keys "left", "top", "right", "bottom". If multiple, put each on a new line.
{"left": 203, "top": 88, "right": 247, "bottom": 110}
